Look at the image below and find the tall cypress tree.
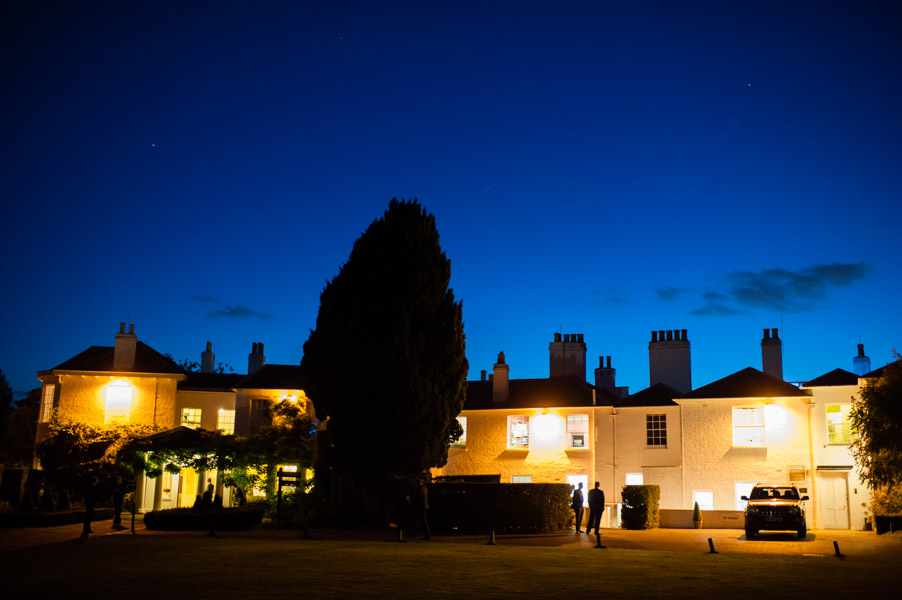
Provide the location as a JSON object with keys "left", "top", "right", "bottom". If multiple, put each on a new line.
{"left": 301, "top": 199, "right": 467, "bottom": 491}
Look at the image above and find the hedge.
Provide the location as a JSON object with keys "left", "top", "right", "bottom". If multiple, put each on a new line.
{"left": 143, "top": 507, "right": 264, "bottom": 531}
{"left": 428, "top": 483, "right": 572, "bottom": 534}
{"left": 621, "top": 484, "right": 660, "bottom": 530}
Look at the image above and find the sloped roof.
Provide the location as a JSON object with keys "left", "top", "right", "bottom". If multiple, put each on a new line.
{"left": 863, "top": 359, "right": 901, "bottom": 379}
{"left": 235, "top": 364, "right": 304, "bottom": 390}
{"left": 43, "top": 342, "right": 184, "bottom": 375}
{"left": 617, "top": 383, "right": 680, "bottom": 408}
{"left": 681, "top": 367, "right": 811, "bottom": 399}
{"left": 464, "top": 375, "right": 598, "bottom": 410}
{"left": 802, "top": 368, "right": 859, "bottom": 387}
{"left": 179, "top": 371, "right": 246, "bottom": 391}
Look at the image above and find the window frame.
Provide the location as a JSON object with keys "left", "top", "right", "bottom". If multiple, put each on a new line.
{"left": 512, "top": 475, "right": 532, "bottom": 483}
{"left": 566, "top": 414, "right": 589, "bottom": 449}
{"left": 732, "top": 406, "right": 765, "bottom": 447}
{"left": 217, "top": 408, "right": 236, "bottom": 434}
{"left": 646, "top": 413, "right": 667, "bottom": 448}
{"left": 39, "top": 384, "right": 55, "bottom": 423}
{"left": 825, "top": 403, "right": 853, "bottom": 444}
{"left": 693, "top": 490, "right": 714, "bottom": 511}
{"left": 507, "top": 415, "right": 529, "bottom": 449}
{"left": 181, "top": 407, "right": 202, "bottom": 429}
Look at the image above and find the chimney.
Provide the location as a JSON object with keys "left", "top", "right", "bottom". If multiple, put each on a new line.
{"left": 492, "top": 351, "right": 509, "bottom": 403}
{"left": 595, "top": 355, "right": 616, "bottom": 393}
{"left": 247, "top": 342, "right": 266, "bottom": 374}
{"left": 549, "top": 332, "right": 587, "bottom": 379}
{"left": 648, "top": 329, "right": 691, "bottom": 394}
{"left": 853, "top": 343, "right": 871, "bottom": 376}
{"left": 761, "top": 328, "right": 783, "bottom": 380}
{"left": 201, "top": 341, "right": 215, "bottom": 373}
{"left": 480, "top": 370, "right": 487, "bottom": 381}
{"left": 113, "top": 322, "right": 137, "bottom": 371}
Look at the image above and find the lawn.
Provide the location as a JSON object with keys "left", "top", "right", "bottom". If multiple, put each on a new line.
{"left": 2, "top": 532, "right": 898, "bottom": 599}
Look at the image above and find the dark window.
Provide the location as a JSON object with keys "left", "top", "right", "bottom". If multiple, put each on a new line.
{"left": 646, "top": 413, "right": 667, "bottom": 447}
{"left": 249, "top": 398, "right": 272, "bottom": 432}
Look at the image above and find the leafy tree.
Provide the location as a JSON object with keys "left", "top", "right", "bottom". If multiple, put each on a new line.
{"left": 851, "top": 355, "right": 902, "bottom": 508}
{"left": 163, "top": 355, "right": 234, "bottom": 374}
{"left": 301, "top": 199, "right": 467, "bottom": 510}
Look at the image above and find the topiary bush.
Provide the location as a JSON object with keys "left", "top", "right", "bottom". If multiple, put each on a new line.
{"left": 143, "top": 507, "right": 264, "bottom": 531}
{"left": 621, "top": 484, "right": 660, "bottom": 530}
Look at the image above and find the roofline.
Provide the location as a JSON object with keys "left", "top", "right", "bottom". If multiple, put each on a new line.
{"left": 677, "top": 394, "right": 812, "bottom": 401}
{"left": 38, "top": 369, "right": 187, "bottom": 381}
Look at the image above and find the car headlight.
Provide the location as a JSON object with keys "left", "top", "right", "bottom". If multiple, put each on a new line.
{"left": 747, "top": 506, "right": 759, "bottom": 514}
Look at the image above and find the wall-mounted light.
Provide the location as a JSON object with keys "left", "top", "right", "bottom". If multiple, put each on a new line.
{"left": 532, "top": 410, "right": 561, "bottom": 444}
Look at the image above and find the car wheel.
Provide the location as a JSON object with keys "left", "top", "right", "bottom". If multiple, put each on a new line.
{"left": 797, "top": 525, "right": 807, "bottom": 539}
{"left": 745, "top": 528, "right": 755, "bottom": 539}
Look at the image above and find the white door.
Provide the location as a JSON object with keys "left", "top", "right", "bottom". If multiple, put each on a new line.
{"left": 818, "top": 472, "right": 850, "bottom": 529}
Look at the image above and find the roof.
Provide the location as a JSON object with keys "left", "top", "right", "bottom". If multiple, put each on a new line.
{"left": 43, "top": 342, "right": 184, "bottom": 375}
{"left": 863, "top": 359, "right": 901, "bottom": 379}
{"left": 617, "top": 383, "right": 680, "bottom": 408}
{"left": 681, "top": 367, "right": 811, "bottom": 399}
{"left": 235, "top": 364, "right": 304, "bottom": 390}
{"left": 802, "top": 368, "right": 859, "bottom": 388}
{"left": 179, "top": 371, "right": 246, "bottom": 391}
{"left": 463, "top": 375, "right": 598, "bottom": 410}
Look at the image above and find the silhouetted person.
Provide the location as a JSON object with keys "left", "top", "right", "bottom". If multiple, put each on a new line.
{"left": 572, "top": 482, "right": 584, "bottom": 533}
{"left": 587, "top": 481, "right": 605, "bottom": 534}
{"left": 82, "top": 476, "right": 98, "bottom": 537}
{"left": 111, "top": 475, "right": 125, "bottom": 529}
{"left": 233, "top": 485, "right": 246, "bottom": 507}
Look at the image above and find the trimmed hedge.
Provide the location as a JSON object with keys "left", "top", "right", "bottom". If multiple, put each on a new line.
{"left": 428, "top": 483, "right": 571, "bottom": 534}
{"left": 143, "top": 507, "right": 264, "bottom": 531}
{"left": 621, "top": 484, "right": 660, "bottom": 530}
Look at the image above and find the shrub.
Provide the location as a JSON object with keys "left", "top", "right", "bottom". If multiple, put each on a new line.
{"left": 143, "top": 507, "right": 264, "bottom": 531}
{"left": 428, "top": 483, "right": 571, "bottom": 534}
{"left": 621, "top": 484, "right": 660, "bottom": 530}
{"left": 693, "top": 501, "right": 703, "bottom": 522}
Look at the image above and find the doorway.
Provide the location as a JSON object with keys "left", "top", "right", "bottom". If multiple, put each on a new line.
{"left": 818, "top": 471, "right": 850, "bottom": 529}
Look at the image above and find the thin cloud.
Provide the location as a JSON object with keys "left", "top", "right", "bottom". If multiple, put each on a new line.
{"left": 668, "top": 262, "right": 869, "bottom": 316}
{"left": 207, "top": 305, "right": 275, "bottom": 320}
{"left": 191, "top": 295, "right": 217, "bottom": 302}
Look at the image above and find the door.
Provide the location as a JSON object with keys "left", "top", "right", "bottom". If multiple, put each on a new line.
{"left": 818, "top": 472, "right": 850, "bottom": 529}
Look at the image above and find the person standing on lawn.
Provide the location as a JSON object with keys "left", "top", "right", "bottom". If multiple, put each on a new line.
{"left": 586, "top": 481, "right": 605, "bottom": 535}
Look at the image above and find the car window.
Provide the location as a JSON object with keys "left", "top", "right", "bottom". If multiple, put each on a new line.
{"left": 780, "top": 488, "right": 798, "bottom": 499}
{"left": 750, "top": 488, "right": 769, "bottom": 499}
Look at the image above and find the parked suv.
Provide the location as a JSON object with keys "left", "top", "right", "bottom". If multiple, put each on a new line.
{"left": 741, "top": 484, "right": 809, "bottom": 539}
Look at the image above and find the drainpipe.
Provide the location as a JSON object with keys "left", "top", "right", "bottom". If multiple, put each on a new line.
{"left": 807, "top": 399, "right": 819, "bottom": 529}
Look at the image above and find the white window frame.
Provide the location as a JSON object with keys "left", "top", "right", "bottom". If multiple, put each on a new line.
{"left": 217, "top": 409, "right": 236, "bottom": 434}
{"left": 452, "top": 416, "right": 467, "bottom": 447}
{"left": 566, "top": 414, "right": 589, "bottom": 448}
{"left": 512, "top": 475, "right": 532, "bottom": 483}
{"left": 646, "top": 413, "right": 667, "bottom": 447}
{"left": 826, "top": 404, "right": 853, "bottom": 444}
{"left": 40, "top": 384, "right": 55, "bottom": 422}
{"left": 507, "top": 415, "right": 529, "bottom": 448}
{"left": 732, "top": 406, "right": 765, "bottom": 446}
{"left": 181, "top": 407, "right": 202, "bottom": 429}
{"left": 693, "top": 490, "right": 714, "bottom": 511}
{"left": 625, "top": 472, "right": 644, "bottom": 486}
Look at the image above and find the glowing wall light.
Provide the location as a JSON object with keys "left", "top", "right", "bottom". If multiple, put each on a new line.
{"left": 531, "top": 411, "right": 562, "bottom": 445}
{"left": 105, "top": 379, "right": 133, "bottom": 424}
{"left": 763, "top": 402, "right": 789, "bottom": 435}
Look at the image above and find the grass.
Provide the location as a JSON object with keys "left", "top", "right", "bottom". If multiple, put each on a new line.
{"left": 2, "top": 532, "right": 899, "bottom": 599}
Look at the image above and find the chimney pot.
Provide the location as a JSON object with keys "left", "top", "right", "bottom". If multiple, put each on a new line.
{"left": 607, "top": 356, "right": 612, "bottom": 368}
{"left": 771, "top": 328, "right": 778, "bottom": 339}
{"left": 763, "top": 328, "right": 770, "bottom": 339}
{"left": 480, "top": 370, "right": 486, "bottom": 381}
{"left": 554, "top": 333, "right": 561, "bottom": 342}
{"left": 577, "top": 333, "right": 584, "bottom": 343}
{"left": 258, "top": 342, "right": 264, "bottom": 353}
{"left": 666, "top": 330, "right": 673, "bottom": 341}
{"left": 120, "top": 322, "right": 126, "bottom": 334}
{"left": 858, "top": 343, "right": 865, "bottom": 357}
{"left": 681, "top": 329, "right": 688, "bottom": 340}
{"left": 206, "top": 341, "right": 212, "bottom": 352}
{"left": 651, "top": 331, "right": 658, "bottom": 342}
{"left": 129, "top": 324, "right": 134, "bottom": 334}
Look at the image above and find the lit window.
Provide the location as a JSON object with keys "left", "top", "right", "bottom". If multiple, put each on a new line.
{"left": 732, "top": 406, "right": 764, "bottom": 446}
{"left": 508, "top": 415, "right": 529, "bottom": 448}
{"left": 567, "top": 414, "right": 589, "bottom": 448}
{"left": 105, "top": 380, "right": 133, "bottom": 424}
{"left": 693, "top": 490, "right": 714, "bottom": 511}
{"left": 452, "top": 416, "right": 467, "bottom": 447}
{"left": 625, "top": 472, "right": 643, "bottom": 486}
{"left": 217, "top": 409, "right": 235, "bottom": 434}
{"left": 646, "top": 413, "right": 667, "bottom": 447}
{"left": 181, "top": 408, "right": 202, "bottom": 429}
{"left": 512, "top": 475, "right": 532, "bottom": 483}
{"left": 826, "top": 404, "right": 853, "bottom": 444}
{"left": 40, "top": 384, "right": 55, "bottom": 422}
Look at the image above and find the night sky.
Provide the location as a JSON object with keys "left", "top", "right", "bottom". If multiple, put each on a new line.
{"left": 2, "top": 1, "right": 900, "bottom": 399}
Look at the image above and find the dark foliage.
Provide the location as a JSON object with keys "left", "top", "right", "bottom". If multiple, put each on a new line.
{"left": 621, "top": 484, "right": 660, "bottom": 530}
{"left": 851, "top": 358, "right": 902, "bottom": 489}
{"left": 143, "top": 506, "right": 263, "bottom": 530}
{"left": 301, "top": 199, "right": 468, "bottom": 487}
{"left": 427, "top": 483, "right": 572, "bottom": 534}
{"left": 0, "top": 387, "right": 40, "bottom": 468}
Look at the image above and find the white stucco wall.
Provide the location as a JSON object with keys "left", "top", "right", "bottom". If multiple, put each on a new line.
{"left": 175, "top": 389, "right": 237, "bottom": 430}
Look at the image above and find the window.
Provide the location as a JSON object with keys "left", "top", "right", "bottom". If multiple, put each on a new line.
{"left": 181, "top": 408, "right": 202, "bottom": 429}
{"left": 625, "top": 473, "right": 643, "bottom": 486}
{"left": 732, "top": 406, "right": 764, "bottom": 446}
{"left": 40, "top": 384, "right": 55, "bottom": 422}
{"left": 512, "top": 475, "right": 532, "bottom": 483}
{"left": 217, "top": 409, "right": 236, "bottom": 434}
{"left": 508, "top": 415, "right": 529, "bottom": 448}
{"left": 250, "top": 398, "right": 272, "bottom": 432}
{"left": 693, "top": 490, "right": 714, "bottom": 511}
{"left": 105, "top": 380, "right": 133, "bottom": 424}
{"left": 567, "top": 414, "right": 589, "bottom": 448}
{"left": 646, "top": 413, "right": 667, "bottom": 447}
{"left": 452, "top": 416, "right": 467, "bottom": 447}
{"left": 566, "top": 474, "right": 588, "bottom": 506}
{"left": 826, "top": 404, "right": 853, "bottom": 444}
{"left": 735, "top": 482, "right": 755, "bottom": 510}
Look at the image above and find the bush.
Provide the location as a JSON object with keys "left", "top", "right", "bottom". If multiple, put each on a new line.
{"left": 143, "top": 507, "right": 264, "bottom": 531}
{"left": 428, "top": 483, "right": 571, "bottom": 534}
{"left": 621, "top": 485, "right": 660, "bottom": 530}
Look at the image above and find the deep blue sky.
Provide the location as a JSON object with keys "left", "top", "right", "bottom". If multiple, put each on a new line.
{"left": 2, "top": 1, "right": 899, "bottom": 399}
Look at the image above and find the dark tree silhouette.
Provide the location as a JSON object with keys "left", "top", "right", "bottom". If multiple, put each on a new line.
{"left": 301, "top": 199, "right": 467, "bottom": 511}
{"left": 851, "top": 356, "right": 902, "bottom": 489}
